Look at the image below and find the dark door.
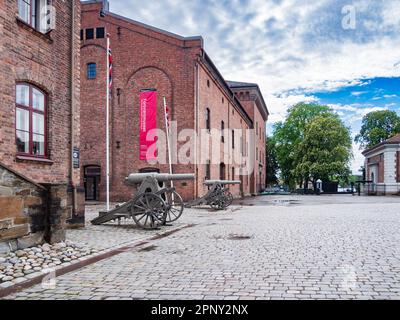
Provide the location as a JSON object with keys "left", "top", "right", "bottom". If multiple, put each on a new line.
{"left": 84, "top": 166, "right": 101, "bottom": 201}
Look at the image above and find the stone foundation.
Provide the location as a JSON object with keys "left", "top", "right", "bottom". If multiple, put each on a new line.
{"left": 0, "top": 163, "right": 80, "bottom": 254}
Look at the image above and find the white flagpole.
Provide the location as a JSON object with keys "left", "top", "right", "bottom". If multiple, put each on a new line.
{"left": 106, "top": 35, "right": 110, "bottom": 211}
{"left": 163, "top": 97, "right": 174, "bottom": 189}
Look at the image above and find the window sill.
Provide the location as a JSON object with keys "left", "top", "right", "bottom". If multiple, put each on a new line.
{"left": 16, "top": 17, "right": 53, "bottom": 44}
{"left": 16, "top": 155, "right": 54, "bottom": 165}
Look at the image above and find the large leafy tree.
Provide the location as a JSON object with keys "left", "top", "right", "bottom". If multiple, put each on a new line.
{"left": 294, "top": 114, "right": 353, "bottom": 190}
{"left": 265, "top": 137, "right": 279, "bottom": 186}
{"left": 273, "top": 103, "right": 331, "bottom": 188}
{"left": 355, "top": 110, "right": 400, "bottom": 149}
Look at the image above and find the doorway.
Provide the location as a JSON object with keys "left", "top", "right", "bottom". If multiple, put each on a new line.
{"left": 84, "top": 165, "right": 101, "bottom": 201}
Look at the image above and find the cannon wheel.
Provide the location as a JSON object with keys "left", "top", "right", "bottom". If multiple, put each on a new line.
{"left": 131, "top": 193, "right": 166, "bottom": 229}
{"left": 223, "top": 190, "right": 234, "bottom": 207}
{"left": 162, "top": 189, "right": 184, "bottom": 223}
{"left": 208, "top": 191, "right": 226, "bottom": 210}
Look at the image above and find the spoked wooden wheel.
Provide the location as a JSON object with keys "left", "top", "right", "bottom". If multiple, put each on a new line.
{"left": 208, "top": 190, "right": 226, "bottom": 210}
{"left": 131, "top": 193, "right": 166, "bottom": 229}
{"left": 223, "top": 190, "right": 233, "bottom": 207}
{"left": 163, "top": 189, "right": 184, "bottom": 223}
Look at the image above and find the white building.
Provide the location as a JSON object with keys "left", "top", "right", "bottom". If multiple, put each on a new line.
{"left": 363, "top": 134, "right": 400, "bottom": 195}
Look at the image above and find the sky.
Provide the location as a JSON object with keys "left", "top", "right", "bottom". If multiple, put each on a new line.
{"left": 109, "top": 0, "right": 400, "bottom": 173}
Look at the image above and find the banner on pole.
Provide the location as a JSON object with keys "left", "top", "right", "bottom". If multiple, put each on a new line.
{"left": 139, "top": 90, "right": 158, "bottom": 161}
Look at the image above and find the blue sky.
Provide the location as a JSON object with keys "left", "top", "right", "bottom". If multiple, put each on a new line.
{"left": 109, "top": 0, "right": 400, "bottom": 173}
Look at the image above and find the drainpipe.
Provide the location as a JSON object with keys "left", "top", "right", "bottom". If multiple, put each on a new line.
{"left": 194, "top": 62, "right": 199, "bottom": 199}
{"left": 70, "top": 1, "right": 77, "bottom": 216}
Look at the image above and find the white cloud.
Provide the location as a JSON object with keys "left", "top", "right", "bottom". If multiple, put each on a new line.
{"left": 109, "top": 0, "right": 400, "bottom": 174}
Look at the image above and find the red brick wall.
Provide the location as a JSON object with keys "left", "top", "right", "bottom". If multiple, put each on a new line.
{"left": 80, "top": 2, "right": 201, "bottom": 201}
{"left": 0, "top": 0, "right": 81, "bottom": 186}
{"left": 233, "top": 90, "right": 267, "bottom": 193}
{"left": 196, "top": 65, "right": 251, "bottom": 198}
{"left": 80, "top": 2, "right": 255, "bottom": 201}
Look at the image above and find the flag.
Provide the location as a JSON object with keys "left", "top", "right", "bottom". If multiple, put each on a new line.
{"left": 107, "top": 35, "right": 113, "bottom": 90}
{"left": 165, "top": 105, "right": 170, "bottom": 128}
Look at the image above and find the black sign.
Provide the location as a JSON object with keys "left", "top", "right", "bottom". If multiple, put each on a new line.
{"left": 73, "top": 147, "right": 80, "bottom": 169}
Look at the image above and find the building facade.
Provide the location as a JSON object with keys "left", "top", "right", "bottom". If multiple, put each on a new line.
{"left": 228, "top": 81, "right": 269, "bottom": 194}
{"left": 80, "top": 0, "right": 268, "bottom": 202}
{"left": 363, "top": 134, "right": 400, "bottom": 195}
{"left": 0, "top": 0, "right": 83, "bottom": 252}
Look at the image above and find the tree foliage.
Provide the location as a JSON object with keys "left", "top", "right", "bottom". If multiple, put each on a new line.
{"left": 266, "top": 137, "right": 279, "bottom": 186}
{"left": 355, "top": 110, "right": 400, "bottom": 149}
{"left": 272, "top": 102, "right": 352, "bottom": 190}
{"left": 272, "top": 103, "right": 331, "bottom": 188}
{"left": 294, "top": 114, "right": 353, "bottom": 189}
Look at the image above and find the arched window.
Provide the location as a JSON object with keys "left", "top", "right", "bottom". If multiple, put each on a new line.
{"left": 206, "top": 108, "right": 211, "bottom": 131}
{"left": 87, "top": 63, "right": 97, "bottom": 79}
{"left": 16, "top": 83, "right": 47, "bottom": 157}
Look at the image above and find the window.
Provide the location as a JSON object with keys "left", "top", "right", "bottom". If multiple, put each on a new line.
{"left": 16, "top": 83, "right": 47, "bottom": 157}
{"left": 232, "top": 167, "right": 235, "bottom": 179}
{"left": 256, "top": 147, "right": 258, "bottom": 160}
{"left": 18, "top": 0, "right": 49, "bottom": 33}
{"left": 206, "top": 108, "right": 211, "bottom": 131}
{"left": 96, "top": 27, "right": 105, "bottom": 39}
{"left": 220, "top": 163, "right": 226, "bottom": 181}
{"left": 86, "top": 28, "right": 94, "bottom": 40}
{"left": 206, "top": 161, "right": 210, "bottom": 180}
{"left": 207, "top": 79, "right": 210, "bottom": 88}
{"left": 80, "top": 29, "right": 84, "bottom": 40}
{"left": 87, "top": 63, "right": 97, "bottom": 79}
{"left": 221, "top": 121, "right": 225, "bottom": 143}
{"left": 232, "top": 130, "right": 235, "bottom": 149}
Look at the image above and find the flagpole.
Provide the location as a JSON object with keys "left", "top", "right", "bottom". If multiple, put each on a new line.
{"left": 106, "top": 34, "right": 110, "bottom": 211}
{"left": 163, "top": 97, "right": 174, "bottom": 189}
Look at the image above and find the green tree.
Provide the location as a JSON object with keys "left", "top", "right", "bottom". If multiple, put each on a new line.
{"left": 273, "top": 102, "right": 331, "bottom": 188}
{"left": 266, "top": 137, "right": 279, "bottom": 186}
{"left": 294, "top": 114, "right": 353, "bottom": 191}
{"left": 355, "top": 110, "right": 400, "bottom": 149}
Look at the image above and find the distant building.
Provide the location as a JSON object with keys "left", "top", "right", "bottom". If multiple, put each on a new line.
{"left": 362, "top": 134, "right": 400, "bottom": 195}
{"left": 227, "top": 82, "right": 269, "bottom": 194}
{"left": 80, "top": 0, "right": 269, "bottom": 202}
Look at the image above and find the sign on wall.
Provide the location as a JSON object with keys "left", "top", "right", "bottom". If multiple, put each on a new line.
{"left": 73, "top": 147, "right": 80, "bottom": 169}
{"left": 139, "top": 89, "right": 158, "bottom": 161}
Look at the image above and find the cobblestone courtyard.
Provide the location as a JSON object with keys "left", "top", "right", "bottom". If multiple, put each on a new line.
{"left": 3, "top": 195, "right": 400, "bottom": 300}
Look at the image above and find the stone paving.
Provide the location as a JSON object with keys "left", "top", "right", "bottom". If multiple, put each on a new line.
{"left": 3, "top": 195, "right": 400, "bottom": 300}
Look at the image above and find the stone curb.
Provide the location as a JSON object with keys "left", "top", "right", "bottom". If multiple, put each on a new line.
{"left": 0, "top": 224, "right": 193, "bottom": 299}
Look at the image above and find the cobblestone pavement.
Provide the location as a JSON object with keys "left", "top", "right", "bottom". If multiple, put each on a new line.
{"left": 4, "top": 195, "right": 400, "bottom": 300}
{"left": 65, "top": 203, "right": 193, "bottom": 251}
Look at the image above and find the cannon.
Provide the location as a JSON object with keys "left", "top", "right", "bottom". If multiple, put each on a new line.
{"left": 91, "top": 173, "right": 195, "bottom": 230}
{"left": 187, "top": 180, "right": 241, "bottom": 210}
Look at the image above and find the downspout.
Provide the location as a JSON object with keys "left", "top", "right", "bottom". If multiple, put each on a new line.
{"left": 70, "top": 1, "right": 77, "bottom": 215}
{"left": 194, "top": 62, "right": 199, "bottom": 199}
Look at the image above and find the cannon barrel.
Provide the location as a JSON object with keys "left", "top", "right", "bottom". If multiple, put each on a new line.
{"left": 125, "top": 173, "right": 195, "bottom": 184}
{"left": 204, "top": 180, "right": 242, "bottom": 186}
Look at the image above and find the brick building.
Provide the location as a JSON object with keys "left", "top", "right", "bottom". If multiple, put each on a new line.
{"left": 0, "top": 0, "right": 83, "bottom": 252}
{"left": 80, "top": 0, "right": 269, "bottom": 202}
{"left": 363, "top": 134, "right": 400, "bottom": 195}
{"left": 227, "top": 81, "right": 269, "bottom": 194}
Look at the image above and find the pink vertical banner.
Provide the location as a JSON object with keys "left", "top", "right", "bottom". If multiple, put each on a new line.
{"left": 139, "top": 90, "right": 157, "bottom": 161}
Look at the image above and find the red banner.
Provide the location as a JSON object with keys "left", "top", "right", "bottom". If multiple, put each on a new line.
{"left": 139, "top": 90, "right": 157, "bottom": 161}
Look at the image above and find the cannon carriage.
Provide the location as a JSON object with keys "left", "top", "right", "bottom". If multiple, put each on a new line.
{"left": 91, "top": 173, "right": 194, "bottom": 230}
{"left": 187, "top": 180, "right": 241, "bottom": 210}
